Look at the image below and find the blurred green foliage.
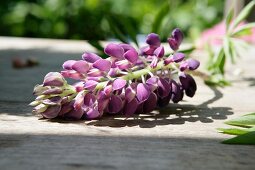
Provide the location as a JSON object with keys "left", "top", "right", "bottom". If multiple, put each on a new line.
{"left": 0, "top": 0, "right": 224, "bottom": 40}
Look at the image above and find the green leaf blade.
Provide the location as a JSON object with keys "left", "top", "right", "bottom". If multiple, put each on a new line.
{"left": 231, "top": 22, "right": 255, "bottom": 37}
{"left": 218, "top": 127, "right": 255, "bottom": 135}
{"left": 222, "top": 131, "right": 255, "bottom": 145}
{"left": 225, "top": 114, "right": 255, "bottom": 127}
{"left": 226, "top": 9, "right": 234, "bottom": 31}
{"left": 232, "top": 0, "right": 255, "bottom": 29}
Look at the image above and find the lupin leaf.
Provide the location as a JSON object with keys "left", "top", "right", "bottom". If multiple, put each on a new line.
{"left": 223, "top": 37, "right": 234, "bottom": 63}
{"left": 225, "top": 8, "right": 234, "bottom": 31}
{"left": 218, "top": 127, "right": 255, "bottom": 135}
{"left": 231, "top": 0, "right": 255, "bottom": 29}
{"left": 231, "top": 22, "right": 255, "bottom": 37}
{"left": 225, "top": 114, "right": 255, "bottom": 127}
{"left": 222, "top": 131, "right": 255, "bottom": 145}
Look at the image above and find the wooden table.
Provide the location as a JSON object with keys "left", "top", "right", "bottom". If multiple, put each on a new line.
{"left": 0, "top": 37, "right": 255, "bottom": 170}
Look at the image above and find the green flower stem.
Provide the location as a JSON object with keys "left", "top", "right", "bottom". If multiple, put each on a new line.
{"left": 95, "top": 60, "right": 175, "bottom": 90}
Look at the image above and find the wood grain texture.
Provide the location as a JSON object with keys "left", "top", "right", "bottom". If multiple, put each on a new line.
{"left": 0, "top": 37, "right": 255, "bottom": 170}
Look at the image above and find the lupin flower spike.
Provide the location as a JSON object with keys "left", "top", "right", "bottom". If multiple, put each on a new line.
{"left": 30, "top": 28, "right": 200, "bottom": 120}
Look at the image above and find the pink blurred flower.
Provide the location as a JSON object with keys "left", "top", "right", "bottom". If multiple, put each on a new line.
{"left": 197, "top": 21, "right": 255, "bottom": 48}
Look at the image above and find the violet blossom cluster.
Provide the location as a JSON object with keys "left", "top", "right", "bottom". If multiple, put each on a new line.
{"left": 30, "top": 28, "right": 200, "bottom": 120}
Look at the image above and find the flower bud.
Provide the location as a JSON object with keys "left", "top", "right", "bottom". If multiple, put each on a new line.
{"left": 146, "top": 33, "right": 160, "bottom": 47}
{"left": 104, "top": 43, "right": 124, "bottom": 60}
{"left": 179, "top": 73, "right": 197, "bottom": 97}
{"left": 82, "top": 52, "right": 100, "bottom": 63}
{"left": 43, "top": 72, "right": 65, "bottom": 87}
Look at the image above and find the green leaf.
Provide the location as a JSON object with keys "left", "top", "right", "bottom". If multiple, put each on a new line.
{"left": 152, "top": 2, "right": 170, "bottom": 33}
{"left": 225, "top": 8, "right": 234, "bottom": 31}
{"left": 204, "top": 74, "right": 231, "bottom": 87}
{"left": 231, "top": 0, "right": 255, "bottom": 29}
{"left": 222, "top": 131, "right": 255, "bottom": 145}
{"left": 225, "top": 114, "right": 255, "bottom": 127}
{"left": 223, "top": 37, "right": 234, "bottom": 63}
{"left": 228, "top": 39, "right": 237, "bottom": 63}
{"left": 244, "top": 112, "right": 255, "bottom": 116}
{"left": 231, "top": 22, "right": 255, "bottom": 37}
{"left": 218, "top": 127, "right": 255, "bottom": 135}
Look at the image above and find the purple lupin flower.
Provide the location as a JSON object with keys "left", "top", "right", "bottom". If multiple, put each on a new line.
{"left": 136, "top": 83, "right": 151, "bottom": 103}
{"left": 146, "top": 33, "right": 161, "bottom": 47}
{"left": 123, "top": 98, "right": 139, "bottom": 117}
{"left": 82, "top": 52, "right": 101, "bottom": 63}
{"left": 168, "top": 28, "right": 183, "bottom": 51}
{"left": 104, "top": 43, "right": 125, "bottom": 60}
{"left": 179, "top": 73, "right": 197, "bottom": 97}
{"left": 43, "top": 72, "right": 65, "bottom": 87}
{"left": 31, "top": 28, "right": 200, "bottom": 120}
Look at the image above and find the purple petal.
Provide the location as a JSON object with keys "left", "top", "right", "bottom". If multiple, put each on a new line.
{"left": 179, "top": 62, "right": 189, "bottom": 72}
{"left": 33, "top": 104, "right": 48, "bottom": 113}
{"left": 171, "top": 80, "right": 184, "bottom": 103}
{"left": 119, "top": 43, "right": 136, "bottom": 52}
{"left": 186, "top": 58, "right": 200, "bottom": 70}
{"left": 84, "top": 93, "right": 97, "bottom": 107}
{"left": 172, "top": 28, "right": 183, "bottom": 44}
{"left": 63, "top": 60, "right": 76, "bottom": 70}
{"left": 140, "top": 46, "right": 156, "bottom": 56}
{"left": 157, "top": 78, "right": 171, "bottom": 98}
{"left": 164, "top": 57, "right": 173, "bottom": 65}
{"left": 146, "top": 33, "right": 161, "bottom": 47}
{"left": 58, "top": 101, "right": 74, "bottom": 116}
{"left": 86, "top": 108, "right": 101, "bottom": 120}
{"left": 72, "top": 60, "right": 90, "bottom": 74}
{"left": 103, "top": 85, "right": 113, "bottom": 96}
{"left": 82, "top": 52, "right": 101, "bottom": 63}
{"left": 167, "top": 38, "right": 179, "bottom": 51}
{"left": 146, "top": 77, "right": 158, "bottom": 91}
{"left": 157, "top": 94, "right": 171, "bottom": 107}
{"left": 179, "top": 73, "right": 197, "bottom": 97}
{"left": 115, "top": 60, "right": 132, "bottom": 70}
{"left": 41, "top": 105, "right": 61, "bottom": 119}
{"left": 123, "top": 98, "right": 139, "bottom": 117}
{"left": 125, "top": 86, "right": 136, "bottom": 103}
{"left": 33, "top": 85, "right": 50, "bottom": 95}
{"left": 93, "top": 59, "right": 111, "bottom": 72}
{"left": 173, "top": 52, "right": 185, "bottom": 63}
{"left": 112, "top": 78, "right": 127, "bottom": 91}
{"left": 84, "top": 80, "right": 98, "bottom": 91}
{"left": 98, "top": 93, "right": 109, "bottom": 113}
{"left": 135, "top": 102, "right": 144, "bottom": 114}
{"left": 42, "top": 87, "right": 63, "bottom": 95}
{"left": 136, "top": 83, "right": 150, "bottom": 103}
{"left": 108, "top": 67, "right": 118, "bottom": 77}
{"left": 104, "top": 43, "right": 124, "bottom": 59}
{"left": 61, "top": 70, "right": 85, "bottom": 80}
{"left": 43, "top": 72, "right": 64, "bottom": 87}
{"left": 168, "top": 28, "right": 183, "bottom": 51}
{"left": 107, "top": 95, "right": 123, "bottom": 114}
{"left": 73, "top": 82, "right": 85, "bottom": 92}
{"left": 73, "top": 91, "right": 86, "bottom": 110}
{"left": 87, "top": 68, "right": 104, "bottom": 77}
{"left": 143, "top": 92, "right": 157, "bottom": 113}
{"left": 150, "top": 56, "right": 159, "bottom": 68}
{"left": 124, "top": 50, "right": 138, "bottom": 64}
{"left": 42, "top": 96, "right": 62, "bottom": 105}
{"left": 154, "top": 46, "right": 165, "bottom": 58}
{"left": 64, "top": 108, "right": 84, "bottom": 120}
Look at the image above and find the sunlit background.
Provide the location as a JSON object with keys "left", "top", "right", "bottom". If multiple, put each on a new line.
{"left": 0, "top": 0, "right": 227, "bottom": 41}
